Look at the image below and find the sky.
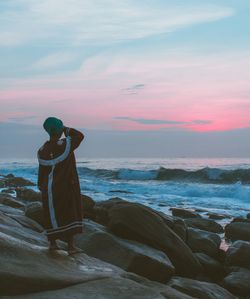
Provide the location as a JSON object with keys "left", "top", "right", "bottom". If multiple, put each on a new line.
{"left": 0, "top": 0, "right": 250, "bottom": 158}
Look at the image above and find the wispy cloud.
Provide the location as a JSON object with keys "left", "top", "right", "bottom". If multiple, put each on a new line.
{"left": 31, "top": 52, "right": 78, "bottom": 70}
{"left": 0, "top": 1, "right": 234, "bottom": 47}
{"left": 114, "top": 117, "right": 212, "bottom": 126}
{"left": 122, "top": 84, "right": 145, "bottom": 95}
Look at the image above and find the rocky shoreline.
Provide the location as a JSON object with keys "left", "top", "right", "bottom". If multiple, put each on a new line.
{"left": 0, "top": 174, "right": 250, "bottom": 298}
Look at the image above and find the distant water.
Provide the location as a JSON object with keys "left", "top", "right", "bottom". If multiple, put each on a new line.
{"left": 1, "top": 158, "right": 250, "bottom": 219}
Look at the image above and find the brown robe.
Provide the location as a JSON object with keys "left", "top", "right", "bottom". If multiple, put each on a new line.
{"left": 37, "top": 128, "right": 84, "bottom": 241}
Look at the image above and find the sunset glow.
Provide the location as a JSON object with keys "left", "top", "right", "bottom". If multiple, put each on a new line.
{"left": 0, "top": 0, "right": 250, "bottom": 133}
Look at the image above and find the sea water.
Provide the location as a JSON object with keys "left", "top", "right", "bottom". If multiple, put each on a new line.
{"left": 0, "top": 158, "right": 250, "bottom": 219}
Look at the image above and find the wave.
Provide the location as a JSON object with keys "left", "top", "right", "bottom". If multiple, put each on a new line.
{"left": 2, "top": 163, "right": 250, "bottom": 184}
{"left": 77, "top": 166, "right": 250, "bottom": 184}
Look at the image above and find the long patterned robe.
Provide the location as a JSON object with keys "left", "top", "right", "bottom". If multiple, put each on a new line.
{"left": 37, "top": 128, "right": 84, "bottom": 241}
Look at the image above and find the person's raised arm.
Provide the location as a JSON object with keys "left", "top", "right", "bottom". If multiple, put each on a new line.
{"left": 63, "top": 126, "right": 84, "bottom": 152}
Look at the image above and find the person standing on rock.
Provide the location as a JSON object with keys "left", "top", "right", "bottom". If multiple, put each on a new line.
{"left": 37, "top": 117, "right": 84, "bottom": 254}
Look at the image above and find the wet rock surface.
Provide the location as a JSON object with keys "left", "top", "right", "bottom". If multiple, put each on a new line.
{"left": 75, "top": 220, "right": 175, "bottom": 283}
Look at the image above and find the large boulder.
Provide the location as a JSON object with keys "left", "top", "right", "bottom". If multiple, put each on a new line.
{"left": 75, "top": 220, "right": 175, "bottom": 283}
{"left": 171, "top": 208, "right": 201, "bottom": 219}
{"left": 186, "top": 228, "right": 221, "bottom": 258}
{"left": 16, "top": 188, "right": 41, "bottom": 202}
{"left": 108, "top": 203, "right": 201, "bottom": 277}
{"left": 184, "top": 218, "right": 224, "bottom": 233}
{"left": 168, "top": 277, "right": 236, "bottom": 299}
{"left": 223, "top": 268, "right": 250, "bottom": 296}
{"left": 225, "top": 222, "right": 250, "bottom": 241}
{"left": 195, "top": 253, "right": 224, "bottom": 278}
{"left": 25, "top": 202, "right": 44, "bottom": 226}
{"left": 225, "top": 241, "right": 250, "bottom": 269}
{"left": 0, "top": 231, "right": 124, "bottom": 296}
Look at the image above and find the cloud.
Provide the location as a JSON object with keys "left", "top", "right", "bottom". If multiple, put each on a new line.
{"left": 114, "top": 117, "right": 212, "bottom": 126}
{"left": 122, "top": 84, "right": 145, "bottom": 95}
{"left": 31, "top": 52, "right": 78, "bottom": 70}
{"left": 0, "top": 1, "right": 234, "bottom": 47}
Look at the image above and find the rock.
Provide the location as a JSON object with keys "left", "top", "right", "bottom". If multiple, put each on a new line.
{"left": 0, "top": 221, "right": 47, "bottom": 247}
{"left": 81, "top": 194, "right": 95, "bottom": 219}
{"left": 232, "top": 217, "right": 250, "bottom": 224}
{"left": 247, "top": 213, "right": 250, "bottom": 219}
{"left": 225, "top": 222, "right": 250, "bottom": 241}
{"left": 223, "top": 268, "right": 250, "bottom": 296}
{"left": 168, "top": 276, "right": 236, "bottom": 299}
{"left": 75, "top": 220, "right": 175, "bottom": 283}
{"left": 171, "top": 208, "right": 201, "bottom": 219}
{"left": 184, "top": 218, "right": 224, "bottom": 233}
{"left": 1, "top": 188, "right": 15, "bottom": 194}
{"left": 0, "top": 193, "right": 25, "bottom": 209}
{"left": 108, "top": 203, "right": 201, "bottom": 278}
{"left": 0, "top": 211, "right": 23, "bottom": 228}
{"left": 195, "top": 253, "right": 224, "bottom": 278}
{"left": 186, "top": 228, "right": 221, "bottom": 258}
{"left": 0, "top": 176, "right": 35, "bottom": 188}
{"left": 0, "top": 203, "right": 24, "bottom": 215}
{"left": 25, "top": 202, "right": 44, "bottom": 226}
{"left": 0, "top": 231, "right": 125, "bottom": 296}
{"left": 0, "top": 277, "right": 168, "bottom": 299}
{"left": 16, "top": 187, "right": 41, "bottom": 202}
{"left": 7, "top": 214, "right": 44, "bottom": 233}
{"left": 225, "top": 241, "right": 250, "bottom": 269}
{"left": 207, "top": 212, "right": 230, "bottom": 220}
{"left": 94, "top": 197, "right": 130, "bottom": 226}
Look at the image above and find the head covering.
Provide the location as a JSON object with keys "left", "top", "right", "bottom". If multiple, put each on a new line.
{"left": 43, "top": 117, "right": 64, "bottom": 137}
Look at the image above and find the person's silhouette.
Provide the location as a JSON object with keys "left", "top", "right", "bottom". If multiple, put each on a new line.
{"left": 37, "top": 117, "right": 84, "bottom": 254}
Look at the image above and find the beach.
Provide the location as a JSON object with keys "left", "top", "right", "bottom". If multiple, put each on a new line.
{"left": 0, "top": 158, "right": 250, "bottom": 298}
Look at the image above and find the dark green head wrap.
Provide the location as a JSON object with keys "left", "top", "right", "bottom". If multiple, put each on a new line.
{"left": 43, "top": 117, "right": 64, "bottom": 137}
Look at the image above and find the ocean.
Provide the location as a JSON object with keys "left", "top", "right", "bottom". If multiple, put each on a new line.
{"left": 1, "top": 158, "right": 250, "bottom": 220}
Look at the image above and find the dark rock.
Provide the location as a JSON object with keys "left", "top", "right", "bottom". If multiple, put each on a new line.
{"left": 225, "top": 222, "right": 250, "bottom": 241}
{"left": 168, "top": 276, "right": 236, "bottom": 299}
{"left": 108, "top": 203, "right": 201, "bottom": 278}
{"left": 186, "top": 228, "right": 221, "bottom": 258}
{"left": 81, "top": 194, "right": 96, "bottom": 219}
{"left": 223, "top": 268, "right": 250, "bottom": 296}
{"left": 0, "top": 204, "right": 24, "bottom": 215}
{"left": 0, "top": 176, "right": 35, "bottom": 188}
{"left": 16, "top": 187, "right": 41, "bottom": 202}
{"left": 25, "top": 202, "right": 44, "bottom": 226}
{"left": 232, "top": 217, "right": 250, "bottom": 224}
{"left": 247, "top": 213, "right": 250, "bottom": 219}
{"left": 75, "top": 220, "right": 175, "bottom": 283}
{"left": 0, "top": 193, "right": 25, "bottom": 209}
{"left": 207, "top": 212, "right": 230, "bottom": 220}
{"left": 225, "top": 241, "right": 250, "bottom": 269}
{"left": 184, "top": 218, "right": 224, "bottom": 233}
{"left": 1, "top": 188, "right": 15, "bottom": 194}
{"left": 195, "top": 253, "right": 224, "bottom": 278}
{"left": 5, "top": 173, "right": 15, "bottom": 178}
{"left": 1, "top": 277, "right": 168, "bottom": 299}
{"left": 0, "top": 211, "right": 23, "bottom": 228}
{"left": 94, "top": 197, "right": 130, "bottom": 226}
{"left": 171, "top": 207, "right": 201, "bottom": 219}
{"left": 7, "top": 214, "right": 44, "bottom": 233}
